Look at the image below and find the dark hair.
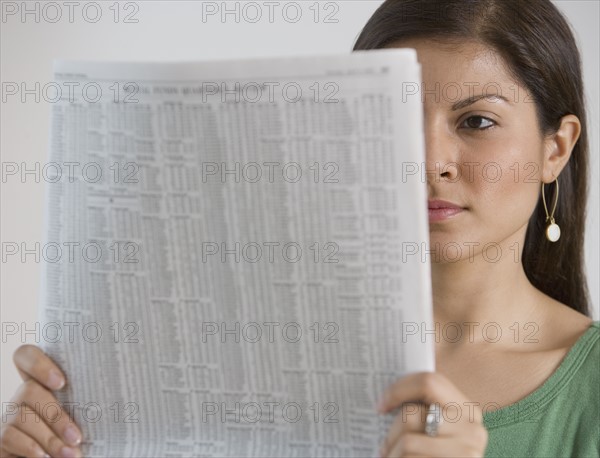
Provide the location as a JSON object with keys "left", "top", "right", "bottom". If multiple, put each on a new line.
{"left": 353, "top": 0, "right": 591, "bottom": 317}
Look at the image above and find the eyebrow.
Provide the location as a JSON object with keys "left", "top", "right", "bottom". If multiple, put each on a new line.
{"left": 451, "top": 94, "right": 510, "bottom": 111}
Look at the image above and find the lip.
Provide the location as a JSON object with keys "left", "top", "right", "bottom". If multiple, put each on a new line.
{"left": 427, "top": 199, "right": 465, "bottom": 222}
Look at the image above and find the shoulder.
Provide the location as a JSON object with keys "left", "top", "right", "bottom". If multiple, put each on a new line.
{"left": 553, "top": 313, "right": 595, "bottom": 351}
{"left": 558, "top": 318, "right": 599, "bottom": 399}
{"left": 574, "top": 320, "right": 599, "bottom": 375}
{"left": 568, "top": 321, "right": 599, "bottom": 450}
{"left": 534, "top": 294, "right": 595, "bottom": 352}
{"left": 539, "top": 310, "right": 597, "bottom": 389}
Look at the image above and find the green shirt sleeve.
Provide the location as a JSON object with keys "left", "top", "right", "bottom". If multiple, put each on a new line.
{"left": 483, "top": 320, "right": 600, "bottom": 458}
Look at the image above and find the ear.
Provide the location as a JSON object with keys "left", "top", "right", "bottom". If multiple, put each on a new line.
{"left": 541, "top": 114, "right": 581, "bottom": 183}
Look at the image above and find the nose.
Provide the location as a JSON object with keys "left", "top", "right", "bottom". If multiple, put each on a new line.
{"left": 422, "top": 115, "right": 460, "bottom": 186}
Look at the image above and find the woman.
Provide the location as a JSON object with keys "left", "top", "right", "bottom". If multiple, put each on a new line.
{"left": 357, "top": 0, "right": 599, "bottom": 456}
{"left": 2, "top": 0, "right": 598, "bottom": 457}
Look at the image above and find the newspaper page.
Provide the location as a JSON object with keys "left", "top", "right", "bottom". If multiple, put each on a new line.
{"left": 37, "top": 50, "right": 435, "bottom": 457}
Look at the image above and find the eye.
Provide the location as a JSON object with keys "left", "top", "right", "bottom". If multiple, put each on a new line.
{"left": 460, "top": 115, "right": 496, "bottom": 130}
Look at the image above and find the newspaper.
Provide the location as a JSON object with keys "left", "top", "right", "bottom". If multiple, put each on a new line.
{"left": 37, "top": 50, "right": 435, "bottom": 457}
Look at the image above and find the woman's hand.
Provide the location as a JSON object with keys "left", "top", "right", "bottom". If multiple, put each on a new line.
{"left": 0, "top": 344, "right": 82, "bottom": 458}
{"left": 377, "top": 371, "right": 488, "bottom": 457}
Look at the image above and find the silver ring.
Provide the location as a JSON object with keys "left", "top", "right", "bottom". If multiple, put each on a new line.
{"left": 424, "top": 403, "right": 443, "bottom": 437}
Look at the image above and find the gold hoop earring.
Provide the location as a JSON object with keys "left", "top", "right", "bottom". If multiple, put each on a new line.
{"left": 542, "top": 178, "right": 560, "bottom": 242}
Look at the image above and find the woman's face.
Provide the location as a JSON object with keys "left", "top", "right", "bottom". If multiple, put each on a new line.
{"left": 388, "top": 38, "right": 576, "bottom": 263}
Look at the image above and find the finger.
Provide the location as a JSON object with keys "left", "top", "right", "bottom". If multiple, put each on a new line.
{"left": 395, "top": 402, "right": 459, "bottom": 434}
{"left": 0, "top": 447, "right": 18, "bottom": 458}
{"left": 380, "top": 403, "right": 451, "bottom": 456}
{"left": 384, "top": 432, "right": 458, "bottom": 458}
{"left": 8, "top": 404, "right": 81, "bottom": 458}
{"left": 0, "top": 424, "right": 48, "bottom": 458}
{"left": 13, "top": 345, "right": 65, "bottom": 391}
{"left": 380, "top": 402, "right": 422, "bottom": 455}
{"left": 380, "top": 401, "right": 459, "bottom": 455}
{"left": 11, "top": 380, "right": 82, "bottom": 447}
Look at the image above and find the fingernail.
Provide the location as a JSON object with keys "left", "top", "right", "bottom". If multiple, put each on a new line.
{"left": 64, "top": 424, "right": 81, "bottom": 445}
{"left": 60, "top": 446, "right": 78, "bottom": 458}
{"left": 48, "top": 369, "right": 65, "bottom": 389}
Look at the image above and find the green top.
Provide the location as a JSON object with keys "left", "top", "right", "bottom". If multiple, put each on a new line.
{"left": 483, "top": 320, "right": 599, "bottom": 458}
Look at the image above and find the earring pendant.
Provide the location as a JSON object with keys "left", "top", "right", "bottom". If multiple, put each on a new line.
{"left": 545, "top": 217, "right": 561, "bottom": 242}
{"left": 542, "top": 178, "right": 560, "bottom": 243}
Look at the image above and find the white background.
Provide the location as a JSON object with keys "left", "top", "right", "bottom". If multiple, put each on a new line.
{"left": 1, "top": 1, "right": 598, "bottom": 406}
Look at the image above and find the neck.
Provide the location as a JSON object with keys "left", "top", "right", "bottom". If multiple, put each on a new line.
{"left": 430, "top": 229, "right": 545, "bottom": 347}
